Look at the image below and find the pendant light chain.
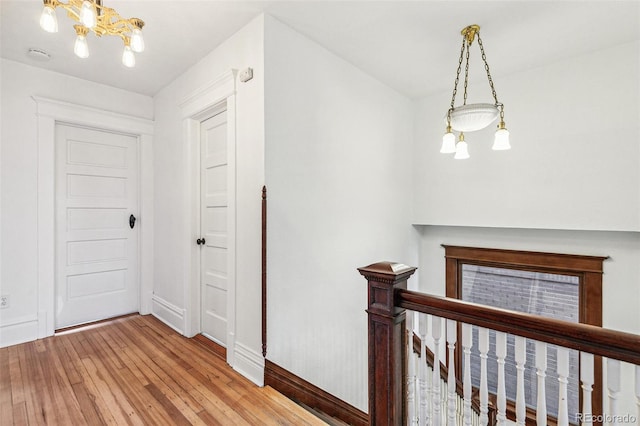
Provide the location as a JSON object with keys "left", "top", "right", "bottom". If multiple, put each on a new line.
{"left": 448, "top": 37, "right": 467, "bottom": 121}
{"left": 476, "top": 33, "right": 500, "bottom": 106}
{"left": 463, "top": 38, "right": 471, "bottom": 106}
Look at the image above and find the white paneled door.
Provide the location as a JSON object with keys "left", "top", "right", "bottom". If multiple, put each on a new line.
{"left": 200, "top": 110, "right": 229, "bottom": 346}
{"left": 55, "top": 124, "right": 139, "bottom": 329}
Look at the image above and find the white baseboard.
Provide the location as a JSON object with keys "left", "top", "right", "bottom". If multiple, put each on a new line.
{"left": 233, "top": 341, "right": 265, "bottom": 386}
{"left": 151, "top": 294, "right": 185, "bottom": 334}
{"left": 0, "top": 316, "right": 39, "bottom": 348}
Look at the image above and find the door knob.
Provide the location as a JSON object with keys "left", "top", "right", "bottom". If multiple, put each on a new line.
{"left": 196, "top": 238, "right": 206, "bottom": 245}
{"left": 129, "top": 214, "right": 136, "bottom": 229}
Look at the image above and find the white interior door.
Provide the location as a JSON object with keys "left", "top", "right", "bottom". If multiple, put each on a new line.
{"left": 55, "top": 124, "right": 138, "bottom": 329}
{"left": 200, "top": 110, "right": 228, "bottom": 346}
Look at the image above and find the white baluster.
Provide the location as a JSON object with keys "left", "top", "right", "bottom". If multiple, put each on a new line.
{"left": 458, "top": 392, "right": 463, "bottom": 425}
{"left": 432, "top": 316, "right": 442, "bottom": 426}
{"left": 580, "top": 352, "right": 594, "bottom": 426}
{"left": 462, "top": 323, "right": 473, "bottom": 426}
{"left": 479, "top": 327, "right": 489, "bottom": 426}
{"left": 636, "top": 364, "right": 640, "bottom": 424}
{"left": 496, "top": 331, "right": 507, "bottom": 426}
{"left": 447, "top": 319, "right": 457, "bottom": 425}
{"left": 407, "top": 312, "right": 418, "bottom": 425}
{"left": 515, "top": 336, "right": 527, "bottom": 426}
{"left": 419, "top": 313, "right": 429, "bottom": 426}
{"left": 607, "top": 358, "right": 621, "bottom": 426}
{"left": 557, "top": 347, "right": 570, "bottom": 426}
{"left": 535, "top": 341, "right": 547, "bottom": 426}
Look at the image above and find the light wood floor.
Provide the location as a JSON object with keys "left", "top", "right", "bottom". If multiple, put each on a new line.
{"left": 0, "top": 314, "right": 327, "bottom": 425}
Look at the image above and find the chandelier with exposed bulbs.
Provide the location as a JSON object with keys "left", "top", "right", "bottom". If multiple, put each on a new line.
{"left": 440, "top": 25, "right": 510, "bottom": 159}
{"left": 39, "top": 0, "right": 145, "bottom": 68}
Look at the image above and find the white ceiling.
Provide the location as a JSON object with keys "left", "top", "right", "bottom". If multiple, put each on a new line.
{"left": 1, "top": 1, "right": 639, "bottom": 98}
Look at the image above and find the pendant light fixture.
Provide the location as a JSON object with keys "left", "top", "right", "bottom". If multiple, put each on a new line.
{"left": 39, "top": 0, "right": 145, "bottom": 67}
{"left": 441, "top": 25, "right": 510, "bottom": 159}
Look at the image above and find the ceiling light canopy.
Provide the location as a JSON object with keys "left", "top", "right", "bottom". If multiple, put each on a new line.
{"left": 39, "top": 0, "right": 145, "bottom": 67}
{"left": 441, "top": 25, "right": 510, "bottom": 160}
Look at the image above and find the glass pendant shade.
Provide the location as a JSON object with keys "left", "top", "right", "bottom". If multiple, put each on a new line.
{"left": 449, "top": 103, "right": 500, "bottom": 132}
{"left": 80, "top": 1, "right": 97, "bottom": 29}
{"left": 454, "top": 141, "right": 470, "bottom": 160}
{"left": 492, "top": 127, "right": 511, "bottom": 150}
{"left": 122, "top": 45, "right": 135, "bottom": 68}
{"left": 440, "top": 131, "right": 456, "bottom": 154}
{"left": 40, "top": 6, "right": 58, "bottom": 33}
{"left": 130, "top": 29, "right": 145, "bottom": 53}
{"left": 74, "top": 35, "right": 89, "bottom": 58}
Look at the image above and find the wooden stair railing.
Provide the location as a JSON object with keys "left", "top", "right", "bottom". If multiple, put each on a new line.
{"left": 359, "top": 261, "right": 640, "bottom": 426}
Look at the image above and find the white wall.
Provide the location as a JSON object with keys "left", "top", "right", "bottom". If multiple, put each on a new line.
{"left": 413, "top": 41, "right": 640, "bottom": 232}
{"left": 0, "top": 59, "right": 153, "bottom": 347}
{"left": 152, "top": 15, "right": 265, "bottom": 383}
{"left": 264, "top": 16, "right": 418, "bottom": 412}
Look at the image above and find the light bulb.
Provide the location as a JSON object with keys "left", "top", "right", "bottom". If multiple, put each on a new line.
{"left": 440, "top": 127, "right": 456, "bottom": 154}
{"left": 454, "top": 134, "right": 470, "bottom": 160}
{"left": 492, "top": 124, "right": 511, "bottom": 150}
{"left": 80, "top": 1, "right": 97, "bottom": 29}
{"left": 130, "top": 28, "right": 145, "bottom": 53}
{"left": 40, "top": 6, "right": 58, "bottom": 33}
{"left": 74, "top": 35, "right": 89, "bottom": 58}
{"left": 122, "top": 45, "right": 135, "bottom": 68}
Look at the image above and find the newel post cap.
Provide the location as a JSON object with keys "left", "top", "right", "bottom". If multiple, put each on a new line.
{"left": 358, "top": 261, "right": 417, "bottom": 283}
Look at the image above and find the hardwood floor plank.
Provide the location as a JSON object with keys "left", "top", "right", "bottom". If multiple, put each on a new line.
{"left": 25, "top": 342, "right": 56, "bottom": 424}
{"left": 42, "top": 339, "right": 83, "bottom": 425}
{"left": 81, "top": 330, "right": 170, "bottom": 426}
{"left": 262, "top": 385, "right": 331, "bottom": 425}
{"left": 70, "top": 383, "right": 107, "bottom": 426}
{"left": 14, "top": 342, "right": 45, "bottom": 426}
{"left": 144, "top": 383, "right": 194, "bottom": 426}
{"left": 1, "top": 401, "right": 13, "bottom": 425}
{"left": 81, "top": 350, "right": 145, "bottom": 426}
{"left": 1, "top": 315, "right": 328, "bottom": 426}
{"left": 107, "top": 323, "right": 205, "bottom": 416}
{"left": 58, "top": 339, "right": 83, "bottom": 386}
{"left": 11, "top": 401, "right": 28, "bottom": 426}
{"left": 197, "top": 408, "right": 227, "bottom": 426}
{"left": 1, "top": 346, "right": 14, "bottom": 410}
{"left": 7, "top": 347, "right": 24, "bottom": 406}
{"left": 67, "top": 333, "right": 119, "bottom": 425}
{"left": 38, "top": 345, "right": 76, "bottom": 425}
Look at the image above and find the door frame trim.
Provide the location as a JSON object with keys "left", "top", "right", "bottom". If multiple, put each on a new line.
{"left": 34, "top": 96, "right": 154, "bottom": 338}
{"left": 180, "top": 70, "right": 237, "bottom": 367}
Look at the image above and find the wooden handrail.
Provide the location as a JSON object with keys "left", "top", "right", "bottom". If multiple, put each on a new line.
{"left": 397, "top": 289, "right": 640, "bottom": 365}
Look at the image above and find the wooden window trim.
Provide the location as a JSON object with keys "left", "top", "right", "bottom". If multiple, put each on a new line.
{"left": 443, "top": 245, "right": 608, "bottom": 426}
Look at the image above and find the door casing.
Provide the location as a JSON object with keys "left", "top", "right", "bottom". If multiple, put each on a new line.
{"left": 35, "top": 96, "right": 154, "bottom": 339}
{"left": 181, "top": 70, "right": 237, "bottom": 367}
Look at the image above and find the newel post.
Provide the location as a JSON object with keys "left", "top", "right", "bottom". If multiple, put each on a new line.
{"left": 358, "top": 261, "right": 417, "bottom": 426}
